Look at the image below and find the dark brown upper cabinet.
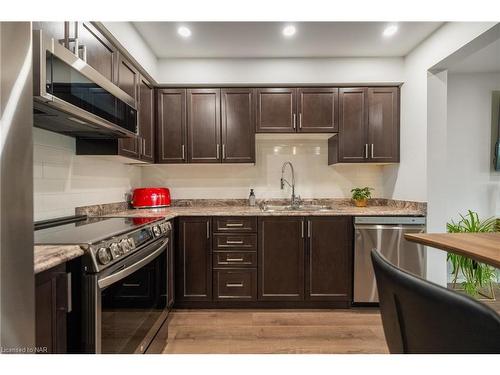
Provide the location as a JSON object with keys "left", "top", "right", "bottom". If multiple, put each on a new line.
{"left": 297, "top": 88, "right": 338, "bottom": 133}
{"left": 138, "top": 76, "right": 155, "bottom": 162}
{"left": 221, "top": 88, "right": 255, "bottom": 163}
{"left": 77, "top": 22, "right": 117, "bottom": 83}
{"left": 305, "top": 217, "right": 352, "bottom": 302}
{"left": 117, "top": 54, "right": 140, "bottom": 159}
{"left": 256, "top": 88, "right": 297, "bottom": 133}
{"left": 157, "top": 89, "right": 187, "bottom": 163}
{"left": 176, "top": 217, "right": 212, "bottom": 302}
{"left": 367, "top": 87, "right": 400, "bottom": 163}
{"left": 258, "top": 217, "right": 305, "bottom": 301}
{"left": 328, "top": 86, "right": 399, "bottom": 164}
{"left": 187, "top": 88, "right": 221, "bottom": 163}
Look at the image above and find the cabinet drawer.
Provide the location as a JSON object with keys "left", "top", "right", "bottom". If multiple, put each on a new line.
{"left": 213, "top": 216, "right": 257, "bottom": 233}
{"left": 214, "top": 233, "right": 257, "bottom": 250}
{"left": 213, "top": 251, "right": 257, "bottom": 268}
{"left": 213, "top": 269, "right": 257, "bottom": 300}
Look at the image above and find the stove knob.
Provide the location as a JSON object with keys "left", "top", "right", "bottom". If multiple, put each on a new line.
{"left": 165, "top": 222, "right": 172, "bottom": 231}
{"left": 120, "top": 239, "right": 130, "bottom": 253}
{"left": 110, "top": 242, "right": 121, "bottom": 258}
{"left": 97, "top": 247, "right": 112, "bottom": 265}
{"left": 127, "top": 238, "right": 135, "bottom": 249}
{"left": 152, "top": 225, "right": 161, "bottom": 237}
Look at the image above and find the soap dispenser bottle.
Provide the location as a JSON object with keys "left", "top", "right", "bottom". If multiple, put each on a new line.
{"left": 249, "top": 189, "right": 256, "bottom": 206}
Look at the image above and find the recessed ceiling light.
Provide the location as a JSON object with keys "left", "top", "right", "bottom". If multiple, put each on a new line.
{"left": 282, "top": 25, "right": 296, "bottom": 37}
{"left": 383, "top": 25, "right": 398, "bottom": 37}
{"left": 177, "top": 26, "right": 192, "bottom": 38}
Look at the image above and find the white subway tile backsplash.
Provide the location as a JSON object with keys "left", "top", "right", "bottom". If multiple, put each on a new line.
{"left": 33, "top": 128, "right": 141, "bottom": 221}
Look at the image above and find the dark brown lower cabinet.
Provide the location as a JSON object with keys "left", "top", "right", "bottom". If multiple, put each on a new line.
{"left": 35, "top": 264, "right": 69, "bottom": 354}
{"left": 213, "top": 269, "right": 257, "bottom": 301}
{"left": 305, "top": 217, "right": 353, "bottom": 301}
{"left": 258, "top": 217, "right": 305, "bottom": 301}
{"left": 175, "top": 217, "right": 212, "bottom": 302}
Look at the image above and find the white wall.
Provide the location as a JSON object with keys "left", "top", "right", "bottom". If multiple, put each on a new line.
{"left": 446, "top": 73, "right": 500, "bottom": 220}
{"left": 142, "top": 136, "right": 387, "bottom": 200}
{"left": 102, "top": 22, "right": 158, "bottom": 81}
{"left": 33, "top": 128, "right": 141, "bottom": 220}
{"left": 156, "top": 57, "right": 404, "bottom": 84}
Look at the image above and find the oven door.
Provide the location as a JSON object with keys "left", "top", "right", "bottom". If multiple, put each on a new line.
{"left": 83, "top": 237, "right": 169, "bottom": 354}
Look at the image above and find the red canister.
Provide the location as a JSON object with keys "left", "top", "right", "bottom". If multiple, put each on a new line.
{"left": 131, "top": 188, "right": 171, "bottom": 208}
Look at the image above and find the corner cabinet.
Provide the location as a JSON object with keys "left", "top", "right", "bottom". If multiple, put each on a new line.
{"left": 328, "top": 86, "right": 399, "bottom": 164}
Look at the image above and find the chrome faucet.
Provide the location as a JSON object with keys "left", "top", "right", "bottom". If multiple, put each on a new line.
{"left": 280, "top": 161, "right": 301, "bottom": 208}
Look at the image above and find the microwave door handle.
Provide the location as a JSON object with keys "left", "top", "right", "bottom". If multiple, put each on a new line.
{"left": 97, "top": 239, "right": 168, "bottom": 289}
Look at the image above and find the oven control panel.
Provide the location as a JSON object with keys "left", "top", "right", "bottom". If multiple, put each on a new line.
{"left": 88, "top": 218, "right": 172, "bottom": 272}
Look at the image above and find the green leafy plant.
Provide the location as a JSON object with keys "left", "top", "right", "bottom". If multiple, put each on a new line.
{"left": 351, "top": 187, "right": 373, "bottom": 201}
{"left": 446, "top": 210, "right": 497, "bottom": 297}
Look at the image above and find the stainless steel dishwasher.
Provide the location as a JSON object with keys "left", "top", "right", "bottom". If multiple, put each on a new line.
{"left": 353, "top": 216, "right": 426, "bottom": 303}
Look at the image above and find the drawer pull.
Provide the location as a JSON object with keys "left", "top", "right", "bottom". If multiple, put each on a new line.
{"left": 226, "top": 240, "right": 244, "bottom": 245}
{"left": 225, "top": 282, "right": 244, "bottom": 288}
{"left": 122, "top": 283, "right": 141, "bottom": 287}
{"left": 226, "top": 223, "right": 244, "bottom": 227}
{"left": 226, "top": 258, "right": 244, "bottom": 262}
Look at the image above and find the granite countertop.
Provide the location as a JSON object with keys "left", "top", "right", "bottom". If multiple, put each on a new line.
{"left": 103, "top": 198, "right": 427, "bottom": 219}
{"left": 35, "top": 198, "right": 426, "bottom": 274}
{"left": 34, "top": 245, "right": 85, "bottom": 274}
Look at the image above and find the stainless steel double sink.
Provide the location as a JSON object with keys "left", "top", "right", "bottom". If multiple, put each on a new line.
{"left": 260, "top": 204, "right": 333, "bottom": 212}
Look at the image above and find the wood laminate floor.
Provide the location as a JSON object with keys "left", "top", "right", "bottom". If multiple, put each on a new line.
{"left": 160, "top": 308, "right": 388, "bottom": 354}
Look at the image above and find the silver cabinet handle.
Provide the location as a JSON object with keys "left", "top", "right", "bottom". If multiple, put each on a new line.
{"left": 226, "top": 258, "right": 244, "bottom": 262}
{"left": 226, "top": 240, "right": 244, "bottom": 245}
{"left": 181, "top": 144, "right": 185, "bottom": 160}
{"left": 226, "top": 223, "right": 243, "bottom": 227}
{"left": 66, "top": 272, "right": 72, "bottom": 313}
{"left": 371, "top": 144, "right": 374, "bottom": 159}
{"left": 299, "top": 113, "right": 302, "bottom": 129}
{"left": 216, "top": 144, "right": 220, "bottom": 159}
{"left": 308, "top": 220, "right": 312, "bottom": 238}
{"left": 365, "top": 144, "right": 369, "bottom": 159}
{"left": 206, "top": 221, "right": 210, "bottom": 239}
{"left": 301, "top": 220, "right": 304, "bottom": 238}
{"left": 122, "top": 283, "right": 141, "bottom": 287}
{"left": 142, "top": 138, "right": 146, "bottom": 155}
{"left": 226, "top": 283, "right": 244, "bottom": 288}
{"left": 222, "top": 144, "right": 226, "bottom": 160}
{"left": 78, "top": 44, "right": 87, "bottom": 62}
{"left": 293, "top": 113, "right": 296, "bottom": 129}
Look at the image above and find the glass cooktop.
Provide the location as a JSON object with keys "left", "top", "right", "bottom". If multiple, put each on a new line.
{"left": 34, "top": 216, "right": 162, "bottom": 245}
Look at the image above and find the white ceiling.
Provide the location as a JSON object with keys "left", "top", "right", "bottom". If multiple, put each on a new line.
{"left": 448, "top": 37, "right": 500, "bottom": 73}
{"left": 133, "top": 22, "right": 443, "bottom": 59}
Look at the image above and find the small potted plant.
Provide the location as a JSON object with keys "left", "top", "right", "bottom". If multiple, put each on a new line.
{"left": 351, "top": 187, "right": 373, "bottom": 207}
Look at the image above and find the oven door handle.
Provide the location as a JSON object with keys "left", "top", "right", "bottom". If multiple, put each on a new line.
{"left": 97, "top": 239, "right": 168, "bottom": 289}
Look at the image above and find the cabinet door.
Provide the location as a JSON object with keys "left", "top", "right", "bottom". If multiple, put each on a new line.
{"left": 157, "top": 89, "right": 187, "bottom": 163}
{"left": 117, "top": 54, "right": 140, "bottom": 159}
{"left": 367, "top": 87, "right": 399, "bottom": 162}
{"left": 77, "top": 22, "right": 117, "bottom": 83}
{"left": 221, "top": 88, "right": 255, "bottom": 163}
{"left": 35, "top": 264, "right": 69, "bottom": 354}
{"left": 297, "top": 88, "right": 338, "bottom": 133}
{"left": 139, "top": 76, "right": 155, "bottom": 162}
{"left": 176, "top": 217, "right": 212, "bottom": 301}
{"left": 187, "top": 89, "right": 221, "bottom": 163}
{"left": 306, "top": 217, "right": 353, "bottom": 301}
{"left": 258, "top": 217, "right": 305, "bottom": 301}
{"left": 256, "top": 88, "right": 297, "bottom": 133}
{"left": 338, "top": 88, "right": 368, "bottom": 162}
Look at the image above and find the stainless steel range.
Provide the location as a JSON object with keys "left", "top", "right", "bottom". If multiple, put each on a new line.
{"left": 35, "top": 215, "right": 172, "bottom": 354}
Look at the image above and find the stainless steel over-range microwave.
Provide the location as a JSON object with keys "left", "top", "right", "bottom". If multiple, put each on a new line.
{"left": 32, "top": 29, "right": 137, "bottom": 138}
